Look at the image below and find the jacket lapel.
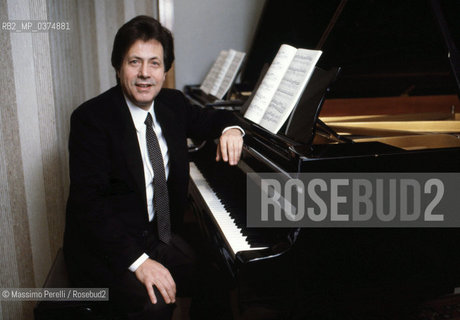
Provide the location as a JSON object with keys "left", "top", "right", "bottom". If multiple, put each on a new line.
{"left": 111, "top": 87, "right": 148, "bottom": 213}
{"left": 121, "top": 118, "right": 147, "bottom": 206}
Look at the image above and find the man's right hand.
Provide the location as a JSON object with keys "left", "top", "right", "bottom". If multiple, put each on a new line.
{"left": 134, "top": 258, "right": 176, "bottom": 304}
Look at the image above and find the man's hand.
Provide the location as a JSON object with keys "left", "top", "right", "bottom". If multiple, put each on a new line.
{"left": 134, "top": 258, "right": 176, "bottom": 304}
{"left": 216, "top": 128, "right": 243, "bottom": 166}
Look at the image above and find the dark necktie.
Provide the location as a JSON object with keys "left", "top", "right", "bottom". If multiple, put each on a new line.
{"left": 144, "top": 113, "right": 171, "bottom": 244}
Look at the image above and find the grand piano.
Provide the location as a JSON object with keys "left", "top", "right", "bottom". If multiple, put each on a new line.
{"left": 186, "top": 0, "right": 460, "bottom": 318}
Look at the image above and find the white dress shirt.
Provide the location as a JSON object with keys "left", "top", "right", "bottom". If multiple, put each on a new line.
{"left": 125, "top": 97, "right": 169, "bottom": 271}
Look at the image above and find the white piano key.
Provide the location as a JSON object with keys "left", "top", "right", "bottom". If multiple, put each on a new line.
{"left": 189, "top": 162, "right": 266, "bottom": 255}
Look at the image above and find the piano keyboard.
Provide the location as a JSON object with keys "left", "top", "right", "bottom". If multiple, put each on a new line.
{"left": 189, "top": 162, "right": 267, "bottom": 256}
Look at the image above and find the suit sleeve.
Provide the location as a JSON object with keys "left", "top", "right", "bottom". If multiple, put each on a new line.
{"left": 66, "top": 107, "right": 144, "bottom": 274}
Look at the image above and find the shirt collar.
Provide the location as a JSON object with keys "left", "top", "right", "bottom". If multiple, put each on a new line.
{"left": 125, "top": 96, "right": 155, "bottom": 132}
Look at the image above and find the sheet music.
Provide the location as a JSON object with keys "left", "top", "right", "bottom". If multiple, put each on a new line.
{"left": 244, "top": 44, "right": 297, "bottom": 123}
{"left": 215, "top": 50, "right": 246, "bottom": 99}
{"left": 209, "top": 50, "right": 236, "bottom": 97}
{"left": 200, "top": 50, "right": 229, "bottom": 94}
{"left": 259, "top": 49, "right": 322, "bottom": 133}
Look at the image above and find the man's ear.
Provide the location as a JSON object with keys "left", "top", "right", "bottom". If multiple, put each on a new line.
{"left": 115, "top": 70, "right": 121, "bottom": 85}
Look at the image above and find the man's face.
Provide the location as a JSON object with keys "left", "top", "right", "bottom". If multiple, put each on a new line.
{"left": 118, "top": 39, "right": 166, "bottom": 110}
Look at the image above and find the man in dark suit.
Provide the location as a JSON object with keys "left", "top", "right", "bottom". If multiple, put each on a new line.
{"left": 63, "top": 15, "right": 243, "bottom": 319}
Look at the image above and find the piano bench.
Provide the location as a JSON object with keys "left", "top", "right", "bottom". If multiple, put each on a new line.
{"left": 34, "top": 248, "right": 118, "bottom": 320}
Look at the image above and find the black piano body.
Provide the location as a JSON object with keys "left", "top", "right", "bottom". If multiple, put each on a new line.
{"left": 189, "top": 132, "right": 460, "bottom": 319}
{"left": 186, "top": 0, "right": 460, "bottom": 318}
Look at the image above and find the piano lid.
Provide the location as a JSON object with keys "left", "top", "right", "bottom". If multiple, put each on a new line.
{"left": 240, "top": 0, "right": 460, "bottom": 99}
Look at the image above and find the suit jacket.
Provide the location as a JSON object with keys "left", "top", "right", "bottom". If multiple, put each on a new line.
{"left": 64, "top": 85, "right": 236, "bottom": 284}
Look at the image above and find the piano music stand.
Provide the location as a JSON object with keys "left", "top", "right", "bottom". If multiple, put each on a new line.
{"left": 240, "top": 66, "right": 345, "bottom": 161}
{"left": 283, "top": 66, "right": 342, "bottom": 145}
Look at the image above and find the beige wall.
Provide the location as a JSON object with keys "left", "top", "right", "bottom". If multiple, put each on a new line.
{"left": 0, "top": 1, "right": 157, "bottom": 319}
{"left": 174, "top": 0, "right": 265, "bottom": 91}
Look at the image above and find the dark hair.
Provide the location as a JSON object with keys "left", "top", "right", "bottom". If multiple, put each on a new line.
{"left": 111, "top": 15, "right": 174, "bottom": 75}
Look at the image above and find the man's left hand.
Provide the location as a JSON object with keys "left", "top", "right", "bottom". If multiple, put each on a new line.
{"left": 216, "top": 128, "right": 243, "bottom": 166}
